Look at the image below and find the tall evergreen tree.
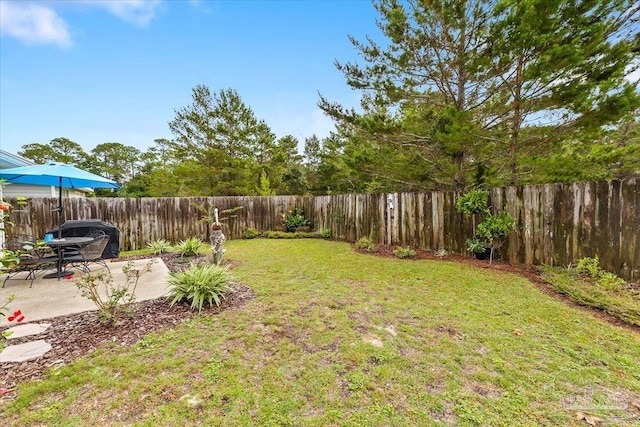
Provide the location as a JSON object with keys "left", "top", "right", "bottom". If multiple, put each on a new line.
{"left": 168, "top": 85, "right": 276, "bottom": 195}
{"left": 319, "top": 0, "right": 496, "bottom": 191}
{"left": 487, "top": 0, "right": 640, "bottom": 184}
{"left": 19, "top": 137, "right": 87, "bottom": 165}
{"left": 320, "top": 0, "right": 640, "bottom": 190}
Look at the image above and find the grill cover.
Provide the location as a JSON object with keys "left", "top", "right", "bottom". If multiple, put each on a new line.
{"left": 47, "top": 219, "right": 120, "bottom": 259}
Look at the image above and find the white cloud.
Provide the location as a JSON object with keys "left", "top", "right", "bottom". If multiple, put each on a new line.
{"left": 186, "top": 0, "right": 213, "bottom": 13}
{"left": 0, "top": 0, "right": 163, "bottom": 47}
{"left": 87, "top": 0, "right": 163, "bottom": 27}
{"left": 0, "top": 1, "right": 72, "bottom": 47}
{"left": 267, "top": 106, "right": 336, "bottom": 151}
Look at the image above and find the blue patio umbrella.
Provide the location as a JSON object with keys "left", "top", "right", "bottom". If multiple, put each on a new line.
{"left": 0, "top": 162, "right": 119, "bottom": 237}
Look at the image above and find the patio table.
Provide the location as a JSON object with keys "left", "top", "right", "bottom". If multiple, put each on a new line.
{"left": 44, "top": 237, "right": 93, "bottom": 279}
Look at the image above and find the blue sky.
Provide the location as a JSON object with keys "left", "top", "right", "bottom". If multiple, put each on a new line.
{"left": 0, "top": 0, "right": 381, "bottom": 155}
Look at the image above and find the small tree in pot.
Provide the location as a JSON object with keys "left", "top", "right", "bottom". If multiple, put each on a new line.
{"left": 476, "top": 211, "right": 515, "bottom": 264}
{"left": 456, "top": 190, "right": 490, "bottom": 258}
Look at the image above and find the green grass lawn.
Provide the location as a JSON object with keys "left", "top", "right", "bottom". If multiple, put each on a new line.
{"left": 2, "top": 240, "right": 640, "bottom": 426}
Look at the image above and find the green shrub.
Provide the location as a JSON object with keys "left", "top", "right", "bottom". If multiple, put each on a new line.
{"left": 319, "top": 228, "right": 331, "bottom": 238}
{"left": 76, "top": 259, "right": 156, "bottom": 324}
{"left": 146, "top": 239, "right": 172, "bottom": 255}
{"left": 354, "top": 237, "right": 378, "bottom": 252}
{"left": 476, "top": 211, "right": 515, "bottom": 263}
{"left": 466, "top": 238, "right": 488, "bottom": 254}
{"left": 596, "top": 272, "right": 626, "bottom": 292}
{"left": 393, "top": 246, "right": 416, "bottom": 259}
{"left": 176, "top": 237, "right": 203, "bottom": 257}
{"left": 576, "top": 257, "right": 603, "bottom": 278}
{"left": 575, "top": 257, "right": 626, "bottom": 291}
{"left": 456, "top": 189, "right": 489, "bottom": 217}
{"left": 167, "top": 263, "right": 233, "bottom": 312}
{"left": 263, "top": 231, "right": 294, "bottom": 239}
{"left": 476, "top": 211, "right": 515, "bottom": 241}
{"left": 261, "top": 230, "right": 327, "bottom": 239}
{"left": 244, "top": 227, "right": 261, "bottom": 239}
{"left": 282, "top": 207, "right": 310, "bottom": 232}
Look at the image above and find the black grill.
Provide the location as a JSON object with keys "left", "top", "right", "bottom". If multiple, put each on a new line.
{"left": 47, "top": 220, "right": 120, "bottom": 259}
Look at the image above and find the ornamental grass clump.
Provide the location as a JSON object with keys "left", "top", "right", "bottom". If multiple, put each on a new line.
{"left": 146, "top": 239, "right": 173, "bottom": 255}
{"left": 168, "top": 263, "right": 233, "bottom": 312}
{"left": 176, "top": 237, "right": 203, "bottom": 257}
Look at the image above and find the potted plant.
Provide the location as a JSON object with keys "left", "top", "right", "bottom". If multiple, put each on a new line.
{"left": 466, "top": 238, "right": 489, "bottom": 260}
{"left": 456, "top": 189, "right": 490, "bottom": 259}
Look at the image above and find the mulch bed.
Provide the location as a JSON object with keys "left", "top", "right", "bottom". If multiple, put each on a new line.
{"left": 0, "top": 253, "right": 255, "bottom": 401}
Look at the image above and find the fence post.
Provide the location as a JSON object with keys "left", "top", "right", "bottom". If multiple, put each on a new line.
{"left": 386, "top": 194, "right": 393, "bottom": 246}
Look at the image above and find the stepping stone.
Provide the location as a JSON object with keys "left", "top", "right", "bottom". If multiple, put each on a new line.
{"left": 0, "top": 340, "right": 52, "bottom": 363}
{"left": 5, "top": 323, "right": 51, "bottom": 340}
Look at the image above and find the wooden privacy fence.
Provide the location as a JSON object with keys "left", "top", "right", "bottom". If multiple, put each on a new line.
{"left": 5, "top": 178, "right": 638, "bottom": 280}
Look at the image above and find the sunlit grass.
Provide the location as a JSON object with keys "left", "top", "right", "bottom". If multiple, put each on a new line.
{"left": 3, "top": 240, "right": 640, "bottom": 426}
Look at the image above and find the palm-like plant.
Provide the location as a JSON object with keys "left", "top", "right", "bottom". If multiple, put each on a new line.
{"left": 146, "top": 239, "right": 172, "bottom": 255}
{"left": 167, "top": 264, "right": 233, "bottom": 312}
{"left": 176, "top": 237, "right": 203, "bottom": 257}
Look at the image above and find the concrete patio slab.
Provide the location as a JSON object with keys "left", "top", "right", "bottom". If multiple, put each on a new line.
{"left": 5, "top": 322, "right": 51, "bottom": 340}
{"left": 0, "top": 340, "right": 52, "bottom": 363}
{"left": 0, "top": 258, "right": 170, "bottom": 327}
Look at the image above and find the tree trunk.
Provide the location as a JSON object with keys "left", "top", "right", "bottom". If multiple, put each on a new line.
{"left": 509, "top": 53, "right": 524, "bottom": 186}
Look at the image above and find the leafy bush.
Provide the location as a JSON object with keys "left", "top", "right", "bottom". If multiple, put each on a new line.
{"left": 576, "top": 256, "right": 602, "bottom": 278}
{"left": 466, "top": 238, "right": 488, "bottom": 254}
{"left": 146, "top": 239, "right": 172, "bottom": 255}
{"left": 319, "top": 228, "right": 331, "bottom": 238}
{"left": 354, "top": 237, "right": 378, "bottom": 252}
{"left": 575, "top": 257, "right": 626, "bottom": 291}
{"left": 76, "top": 259, "right": 156, "bottom": 324}
{"left": 282, "top": 207, "right": 310, "bottom": 232}
{"left": 167, "top": 263, "right": 233, "bottom": 312}
{"left": 393, "top": 246, "right": 416, "bottom": 259}
{"left": 262, "top": 230, "right": 327, "bottom": 239}
{"left": 244, "top": 227, "right": 261, "bottom": 239}
{"left": 176, "top": 237, "right": 203, "bottom": 257}
{"left": 476, "top": 211, "right": 515, "bottom": 241}
{"left": 456, "top": 189, "right": 489, "bottom": 216}
{"left": 262, "top": 231, "right": 293, "bottom": 239}
{"left": 476, "top": 211, "right": 515, "bottom": 263}
{"left": 597, "top": 272, "right": 626, "bottom": 292}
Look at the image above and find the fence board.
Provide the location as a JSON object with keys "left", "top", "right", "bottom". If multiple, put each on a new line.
{"left": 4, "top": 178, "right": 638, "bottom": 280}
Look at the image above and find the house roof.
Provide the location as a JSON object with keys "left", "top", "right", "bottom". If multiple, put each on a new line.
{"left": 0, "top": 149, "right": 35, "bottom": 169}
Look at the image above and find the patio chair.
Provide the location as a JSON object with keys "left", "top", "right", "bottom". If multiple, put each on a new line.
{"left": 63, "top": 234, "right": 111, "bottom": 274}
{"left": 57, "top": 228, "right": 107, "bottom": 259}
{"left": 1, "top": 235, "right": 57, "bottom": 288}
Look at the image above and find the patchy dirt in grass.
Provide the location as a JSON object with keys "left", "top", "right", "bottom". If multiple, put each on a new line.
{"left": 355, "top": 244, "right": 640, "bottom": 334}
{"left": 2, "top": 244, "right": 637, "bottom": 404}
{"left": 0, "top": 253, "right": 255, "bottom": 402}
